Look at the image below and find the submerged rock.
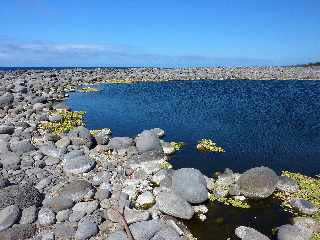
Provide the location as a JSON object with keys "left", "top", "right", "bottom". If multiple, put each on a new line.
{"left": 235, "top": 226, "right": 270, "bottom": 240}
{"left": 238, "top": 167, "right": 278, "bottom": 199}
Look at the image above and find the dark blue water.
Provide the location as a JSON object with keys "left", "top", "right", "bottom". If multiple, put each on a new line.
{"left": 67, "top": 80, "right": 320, "bottom": 239}
{"left": 67, "top": 80, "right": 320, "bottom": 176}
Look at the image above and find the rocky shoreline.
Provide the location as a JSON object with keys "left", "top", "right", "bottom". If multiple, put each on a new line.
{"left": 0, "top": 69, "right": 319, "bottom": 240}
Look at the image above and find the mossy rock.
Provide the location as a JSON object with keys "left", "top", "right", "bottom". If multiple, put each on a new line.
{"left": 197, "top": 139, "right": 225, "bottom": 153}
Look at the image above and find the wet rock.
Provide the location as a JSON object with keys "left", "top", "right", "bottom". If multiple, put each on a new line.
{"left": 235, "top": 226, "right": 270, "bottom": 240}
{"left": 135, "top": 130, "right": 162, "bottom": 153}
{"left": 63, "top": 155, "right": 95, "bottom": 174}
{"left": 277, "top": 224, "right": 313, "bottom": 240}
{"left": 157, "top": 191, "right": 194, "bottom": 220}
{"left": 0, "top": 184, "right": 43, "bottom": 209}
{"left": 172, "top": 168, "right": 208, "bottom": 204}
{"left": 290, "top": 199, "right": 319, "bottom": 215}
{"left": 129, "top": 219, "right": 162, "bottom": 240}
{"left": 238, "top": 167, "right": 279, "bottom": 199}
{"left": 0, "top": 205, "right": 20, "bottom": 231}
{"left": 277, "top": 176, "right": 299, "bottom": 193}
{"left": 38, "top": 208, "right": 56, "bottom": 225}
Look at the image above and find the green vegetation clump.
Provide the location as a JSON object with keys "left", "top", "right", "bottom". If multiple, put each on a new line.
{"left": 79, "top": 87, "right": 99, "bottom": 92}
{"left": 39, "top": 110, "right": 85, "bottom": 134}
{"left": 105, "top": 79, "right": 134, "bottom": 84}
{"left": 209, "top": 194, "right": 251, "bottom": 209}
{"left": 273, "top": 171, "right": 320, "bottom": 224}
{"left": 170, "top": 141, "right": 185, "bottom": 151}
{"left": 160, "top": 161, "right": 173, "bottom": 169}
{"left": 312, "top": 233, "right": 320, "bottom": 240}
{"left": 197, "top": 139, "right": 225, "bottom": 153}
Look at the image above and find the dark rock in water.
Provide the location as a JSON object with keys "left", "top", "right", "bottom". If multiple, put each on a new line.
{"left": 238, "top": 167, "right": 279, "bottom": 199}
{"left": 59, "top": 180, "right": 93, "bottom": 202}
{"left": 276, "top": 176, "right": 299, "bottom": 193}
{"left": 68, "top": 126, "right": 93, "bottom": 148}
{"left": 9, "top": 139, "right": 35, "bottom": 154}
{"left": 0, "top": 93, "right": 14, "bottom": 107}
{"left": 107, "top": 137, "right": 134, "bottom": 150}
{"left": 172, "top": 168, "right": 208, "bottom": 204}
{"left": 135, "top": 130, "right": 162, "bottom": 153}
{"left": 156, "top": 191, "right": 194, "bottom": 220}
{"left": 0, "top": 184, "right": 43, "bottom": 209}
{"left": 129, "top": 219, "right": 162, "bottom": 240}
{"left": 0, "top": 205, "right": 21, "bottom": 231}
{"left": 235, "top": 226, "right": 270, "bottom": 240}
{"left": 277, "top": 224, "right": 313, "bottom": 240}
{"left": 289, "top": 199, "right": 319, "bottom": 215}
{"left": 0, "top": 125, "right": 15, "bottom": 135}
{"left": 0, "top": 223, "right": 36, "bottom": 240}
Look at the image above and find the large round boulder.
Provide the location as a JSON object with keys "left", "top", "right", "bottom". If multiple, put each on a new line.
{"left": 238, "top": 167, "right": 278, "bottom": 199}
{"left": 135, "top": 130, "right": 162, "bottom": 153}
{"left": 68, "top": 126, "right": 93, "bottom": 148}
{"left": 172, "top": 168, "right": 208, "bottom": 204}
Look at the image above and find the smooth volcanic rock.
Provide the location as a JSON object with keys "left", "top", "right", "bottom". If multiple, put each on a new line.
{"left": 68, "top": 126, "right": 93, "bottom": 148}
{"left": 135, "top": 130, "right": 162, "bottom": 153}
{"left": 107, "top": 137, "right": 134, "bottom": 150}
{"left": 59, "top": 180, "right": 93, "bottom": 202}
{"left": 156, "top": 191, "right": 194, "bottom": 220}
{"left": 0, "top": 205, "right": 21, "bottom": 232}
{"left": 129, "top": 219, "right": 162, "bottom": 240}
{"left": 45, "top": 196, "right": 74, "bottom": 212}
{"left": 235, "top": 226, "right": 270, "bottom": 240}
{"left": 290, "top": 199, "right": 319, "bottom": 215}
{"left": 0, "top": 125, "right": 15, "bottom": 135}
{"left": 238, "top": 167, "right": 279, "bottom": 199}
{"left": 10, "top": 139, "right": 35, "bottom": 154}
{"left": 276, "top": 176, "right": 300, "bottom": 193}
{"left": 172, "top": 168, "right": 208, "bottom": 204}
{"left": 0, "top": 184, "right": 43, "bottom": 209}
{"left": 63, "top": 155, "right": 95, "bottom": 174}
{"left": 277, "top": 224, "right": 313, "bottom": 240}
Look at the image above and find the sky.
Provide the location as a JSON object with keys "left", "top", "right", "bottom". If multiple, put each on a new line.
{"left": 0, "top": 0, "right": 319, "bottom": 67}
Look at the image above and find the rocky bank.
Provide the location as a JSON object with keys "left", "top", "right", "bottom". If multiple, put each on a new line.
{"left": 0, "top": 69, "right": 319, "bottom": 240}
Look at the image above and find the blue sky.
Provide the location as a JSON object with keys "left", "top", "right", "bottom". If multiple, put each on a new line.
{"left": 0, "top": 0, "right": 319, "bottom": 67}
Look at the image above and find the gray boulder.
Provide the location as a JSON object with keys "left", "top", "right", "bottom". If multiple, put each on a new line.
{"left": 0, "top": 125, "right": 15, "bottom": 135}
{"left": 38, "top": 208, "right": 56, "bottom": 225}
{"left": 107, "top": 137, "right": 134, "bottom": 150}
{"left": 45, "top": 196, "right": 74, "bottom": 212}
{"left": 68, "top": 126, "right": 93, "bottom": 148}
{"left": 59, "top": 180, "right": 93, "bottom": 202}
{"left": 290, "top": 199, "right": 319, "bottom": 215}
{"left": 124, "top": 207, "right": 150, "bottom": 224}
{"left": 135, "top": 130, "right": 162, "bottom": 153}
{"left": 10, "top": 139, "right": 35, "bottom": 154}
{"left": 156, "top": 191, "right": 194, "bottom": 220}
{"left": 63, "top": 155, "right": 95, "bottom": 174}
{"left": 39, "top": 144, "right": 63, "bottom": 158}
{"left": 19, "top": 205, "right": 37, "bottom": 224}
{"left": 0, "top": 223, "right": 36, "bottom": 240}
{"left": 277, "top": 176, "right": 299, "bottom": 193}
{"left": 235, "top": 226, "right": 270, "bottom": 240}
{"left": 0, "top": 184, "right": 42, "bottom": 209}
{"left": 129, "top": 219, "right": 162, "bottom": 240}
{"left": 0, "top": 205, "right": 20, "bottom": 231}
{"left": 277, "top": 224, "right": 313, "bottom": 240}
{"left": 0, "top": 93, "right": 14, "bottom": 107}
{"left": 75, "top": 221, "right": 98, "bottom": 240}
{"left": 107, "top": 231, "right": 128, "bottom": 240}
{"left": 172, "top": 168, "right": 208, "bottom": 204}
{"left": 238, "top": 167, "right": 279, "bottom": 199}
{"left": 150, "top": 226, "right": 180, "bottom": 240}
{"left": 0, "top": 151, "right": 20, "bottom": 169}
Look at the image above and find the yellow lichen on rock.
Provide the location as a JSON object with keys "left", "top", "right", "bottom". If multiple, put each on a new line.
{"left": 196, "top": 139, "right": 225, "bottom": 153}
{"left": 79, "top": 87, "right": 99, "bottom": 92}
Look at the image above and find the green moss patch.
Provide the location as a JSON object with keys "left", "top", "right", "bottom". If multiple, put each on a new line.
{"left": 79, "top": 87, "right": 99, "bottom": 92}
{"left": 170, "top": 141, "right": 185, "bottom": 151}
{"left": 196, "top": 139, "right": 225, "bottom": 153}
